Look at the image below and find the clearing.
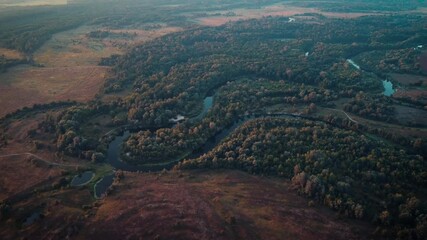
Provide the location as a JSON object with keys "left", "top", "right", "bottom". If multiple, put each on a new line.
{"left": 0, "top": 25, "right": 182, "bottom": 117}
{"left": 81, "top": 170, "right": 372, "bottom": 240}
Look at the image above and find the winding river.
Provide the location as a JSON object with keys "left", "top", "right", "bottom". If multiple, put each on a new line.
{"left": 95, "top": 96, "right": 216, "bottom": 197}
{"left": 94, "top": 97, "right": 323, "bottom": 197}
{"left": 95, "top": 58, "right": 398, "bottom": 197}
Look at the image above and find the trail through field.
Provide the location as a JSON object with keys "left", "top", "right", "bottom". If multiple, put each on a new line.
{"left": 0, "top": 152, "right": 80, "bottom": 167}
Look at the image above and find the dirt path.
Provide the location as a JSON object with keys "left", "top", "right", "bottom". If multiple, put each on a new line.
{"left": 0, "top": 153, "right": 80, "bottom": 167}
{"left": 324, "top": 108, "right": 358, "bottom": 123}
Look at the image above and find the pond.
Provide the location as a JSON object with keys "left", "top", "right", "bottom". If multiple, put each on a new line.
{"left": 70, "top": 171, "right": 94, "bottom": 186}
{"left": 94, "top": 174, "right": 115, "bottom": 199}
{"left": 382, "top": 80, "right": 395, "bottom": 96}
{"left": 23, "top": 211, "right": 42, "bottom": 226}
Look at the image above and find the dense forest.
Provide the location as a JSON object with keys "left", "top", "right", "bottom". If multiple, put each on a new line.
{"left": 29, "top": 14, "right": 426, "bottom": 164}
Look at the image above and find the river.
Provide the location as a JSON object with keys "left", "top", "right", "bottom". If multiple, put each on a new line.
{"left": 95, "top": 111, "right": 303, "bottom": 197}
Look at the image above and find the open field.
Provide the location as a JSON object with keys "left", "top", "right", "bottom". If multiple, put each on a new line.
{"left": 0, "top": 0, "right": 66, "bottom": 8}
{"left": 0, "top": 154, "right": 63, "bottom": 201}
{"left": 0, "top": 24, "right": 182, "bottom": 117}
{"left": 0, "top": 65, "right": 109, "bottom": 117}
{"left": 33, "top": 25, "right": 121, "bottom": 67}
{"left": 390, "top": 73, "right": 427, "bottom": 105}
{"left": 393, "top": 89, "right": 427, "bottom": 105}
{"left": 34, "top": 25, "right": 182, "bottom": 68}
{"left": 196, "top": 4, "right": 381, "bottom": 26}
{"left": 394, "top": 105, "right": 427, "bottom": 127}
{"left": 80, "top": 170, "right": 372, "bottom": 240}
{"left": 391, "top": 73, "right": 427, "bottom": 87}
{"left": 0, "top": 48, "right": 24, "bottom": 60}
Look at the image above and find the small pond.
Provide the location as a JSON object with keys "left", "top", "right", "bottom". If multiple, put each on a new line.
{"left": 94, "top": 174, "right": 115, "bottom": 199}
{"left": 382, "top": 80, "right": 395, "bottom": 96}
{"left": 23, "top": 212, "right": 42, "bottom": 226}
{"left": 71, "top": 171, "right": 94, "bottom": 186}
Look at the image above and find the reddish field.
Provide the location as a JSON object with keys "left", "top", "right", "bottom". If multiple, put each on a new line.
{"left": 0, "top": 65, "right": 109, "bottom": 117}
{"left": 390, "top": 73, "right": 427, "bottom": 87}
{"left": 80, "top": 170, "right": 372, "bottom": 240}
{"left": 0, "top": 155, "right": 62, "bottom": 201}
{"left": 393, "top": 89, "right": 427, "bottom": 105}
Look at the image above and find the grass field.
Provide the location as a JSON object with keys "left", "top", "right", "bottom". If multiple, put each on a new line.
{"left": 0, "top": 24, "right": 181, "bottom": 117}
{"left": 0, "top": 155, "right": 62, "bottom": 201}
{"left": 0, "top": 0, "right": 66, "bottom": 8}
{"left": 0, "top": 48, "right": 24, "bottom": 60}
{"left": 80, "top": 170, "right": 372, "bottom": 240}
{"left": 0, "top": 65, "right": 109, "bottom": 117}
{"left": 196, "top": 4, "right": 381, "bottom": 26}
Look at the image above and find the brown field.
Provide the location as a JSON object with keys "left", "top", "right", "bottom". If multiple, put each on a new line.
{"left": 0, "top": 25, "right": 182, "bottom": 117}
{"left": 393, "top": 89, "right": 427, "bottom": 105}
{"left": 33, "top": 25, "right": 122, "bottom": 68}
{"left": 0, "top": 48, "right": 24, "bottom": 60}
{"left": 197, "top": 4, "right": 379, "bottom": 26}
{"left": 0, "top": 155, "right": 63, "bottom": 201}
{"left": 0, "top": 65, "right": 109, "bottom": 117}
{"left": 0, "top": 0, "right": 66, "bottom": 8}
{"left": 390, "top": 73, "right": 427, "bottom": 87}
{"left": 106, "top": 27, "right": 183, "bottom": 47}
{"left": 80, "top": 170, "right": 372, "bottom": 240}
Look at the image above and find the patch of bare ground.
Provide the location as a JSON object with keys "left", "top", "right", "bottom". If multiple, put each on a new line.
{"left": 80, "top": 170, "right": 372, "bottom": 240}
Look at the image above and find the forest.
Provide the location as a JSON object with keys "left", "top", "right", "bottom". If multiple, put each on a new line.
{"left": 24, "top": 12, "right": 427, "bottom": 238}
{"left": 0, "top": 1, "right": 426, "bottom": 239}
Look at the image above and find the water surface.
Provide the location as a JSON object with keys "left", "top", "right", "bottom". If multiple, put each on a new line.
{"left": 94, "top": 174, "right": 114, "bottom": 199}
{"left": 71, "top": 171, "right": 94, "bottom": 186}
{"left": 382, "top": 80, "right": 395, "bottom": 96}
